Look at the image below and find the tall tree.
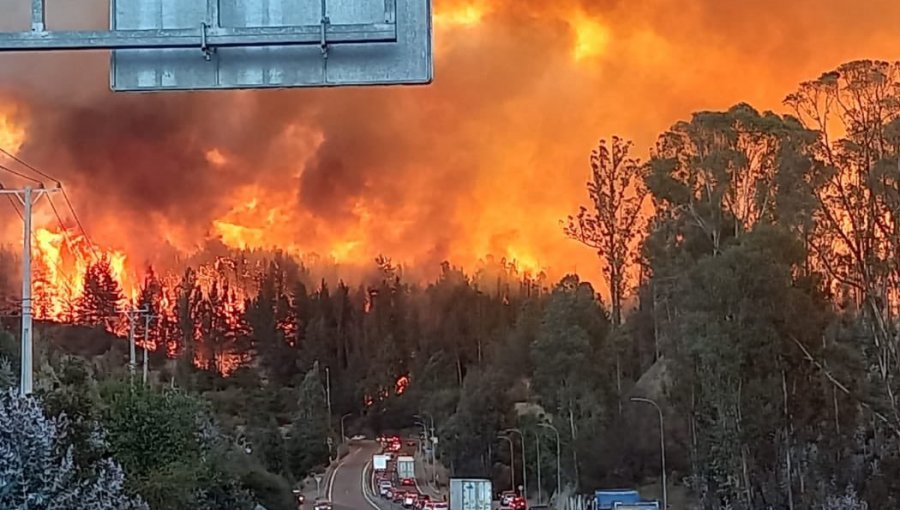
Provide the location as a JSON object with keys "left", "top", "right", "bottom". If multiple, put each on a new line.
{"left": 785, "top": 60, "right": 900, "bottom": 440}
{"left": 566, "top": 137, "right": 647, "bottom": 408}
{"left": 285, "top": 365, "right": 330, "bottom": 479}
{"left": 76, "top": 256, "right": 122, "bottom": 328}
{"left": 566, "top": 136, "right": 647, "bottom": 327}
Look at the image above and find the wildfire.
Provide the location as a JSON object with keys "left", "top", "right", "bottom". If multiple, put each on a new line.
{"left": 0, "top": 102, "right": 25, "bottom": 155}
{"left": 570, "top": 11, "right": 610, "bottom": 61}
{"left": 32, "top": 226, "right": 135, "bottom": 321}
{"left": 434, "top": 1, "right": 488, "bottom": 27}
{"left": 395, "top": 375, "right": 410, "bottom": 395}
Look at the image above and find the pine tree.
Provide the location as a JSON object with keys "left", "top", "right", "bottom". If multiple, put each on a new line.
{"left": 76, "top": 256, "right": 123, "bottom": 327}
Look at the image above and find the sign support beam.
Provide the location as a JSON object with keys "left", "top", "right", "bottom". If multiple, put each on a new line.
{"left": 31, "top": 0, "right": 46, "bottom": 32}
{"left": 0, "top": 0, "right": 398, "bottom": 53}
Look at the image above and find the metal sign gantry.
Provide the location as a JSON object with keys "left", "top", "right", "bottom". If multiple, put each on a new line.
{"left": 1, "top": 0, "right": 397, "bottom": 52}
{"left": 0, "top": 0, "right": 433, "bottom": 91}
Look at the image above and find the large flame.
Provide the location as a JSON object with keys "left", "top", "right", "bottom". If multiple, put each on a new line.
{"left": 0, "top": 0, "right": 898, "bottom": 317}
{"left": 32, "top": 226, "right": 135, "bottom": 321}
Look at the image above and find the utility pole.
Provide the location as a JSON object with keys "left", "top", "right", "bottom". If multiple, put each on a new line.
{"left": 0, "top": 185, "right": 60, "bottom": 396}
{"left": 121, "top": 305, "right": 148, "bottom": 379}
{"left": 142, "top": 312, "right": 156, "bottom": 385}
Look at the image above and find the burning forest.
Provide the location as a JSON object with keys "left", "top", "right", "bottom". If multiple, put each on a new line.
{"left": 2, "top": 1, "right": 900, "bottom": 509}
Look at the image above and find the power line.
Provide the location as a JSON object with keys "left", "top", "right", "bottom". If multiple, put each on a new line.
{"left": 60, "top": 187, "right": 97, "bottom": 254}
{"left": 0, "top": 162, "right": 42, "bottom": 185}
{"left": 47, "top": 194, "right": 98, "bottom": 263}
{"left": 0, "top": 181, "right": 77, "bottom": 296}
{"left": 0, "top": 146, "right": 57, "bottom": 182}
{"left": 0, "top": 147, "right": 98, "bottom": 261}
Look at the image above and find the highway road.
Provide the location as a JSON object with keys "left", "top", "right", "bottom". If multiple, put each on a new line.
{"left": 327, "top": 441, "right": 384, "bottom": 510}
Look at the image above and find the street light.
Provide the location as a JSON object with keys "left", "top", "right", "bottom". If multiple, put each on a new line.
{"left": 538, "top": 423, "right": 561, "bottom": 502}
{"left": 631, "top": 397, "right": 667, "bottom": 510}
{"left": 534, "top": 429, "right": 542, "bottom": 504}
{"left": 497, "top": 434, "right": 515, "bottom": 490}
{"left": 503, "top": 428, "right": 527, "bottom": 500}
{"left": 341, "top": 413, "right": 352, "bottom": 442}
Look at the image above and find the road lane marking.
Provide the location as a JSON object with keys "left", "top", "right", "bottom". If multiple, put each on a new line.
{"left": 327, "top": 446, "right": 358, "bottom": 501}
{"left": 361, "top": 459, "right": 382, "bottom": 510}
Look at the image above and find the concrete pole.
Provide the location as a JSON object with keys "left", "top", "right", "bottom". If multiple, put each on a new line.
{"left": 142, "top": 313, "right": 154, "bottom": 385}
{"left": 128, "top": 309, "right": 136, "bottom": 377}
{"left": 19, "top": 186, "right": 32, "bottom": 396}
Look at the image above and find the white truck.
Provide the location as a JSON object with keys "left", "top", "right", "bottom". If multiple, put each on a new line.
{"left": 373, "top": 454, "right": 389, "bottom": 471}
{"left": 396, "top": 455, "right": 416, "bottom": 486}
{"left": 449, "top": 478, "right": 491, "bottom": 510}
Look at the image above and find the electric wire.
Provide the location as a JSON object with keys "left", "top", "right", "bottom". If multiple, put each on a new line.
{"left": 0, "top": 146, "right": 100, "bottom": 260}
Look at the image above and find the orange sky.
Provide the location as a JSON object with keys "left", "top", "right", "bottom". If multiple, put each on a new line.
{"left": 0, "top": 0, "right": 899, "bottom": 298}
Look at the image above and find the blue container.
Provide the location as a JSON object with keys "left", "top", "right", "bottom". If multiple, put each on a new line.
{"left": 595, "top": 489, "right": 641, "bottom": 510}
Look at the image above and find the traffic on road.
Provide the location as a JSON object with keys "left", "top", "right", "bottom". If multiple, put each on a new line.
{"left": 374, "top": 435, "right": 449, "bottom": 510}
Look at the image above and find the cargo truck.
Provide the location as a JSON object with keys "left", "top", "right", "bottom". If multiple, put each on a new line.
{"left": 397, "top": 455, "right": 416, "bottom": 486}
{"left": 595, "top": 489, "right": 641, "bottom": 510}
{"left": 449, "top": 478, "right": 491, "bottom": 510}
{"left": 614, "top": 503, "right": 660, "bottom": 510}
{"left": 373, "top": 454, "right": 389, "bottom": 471}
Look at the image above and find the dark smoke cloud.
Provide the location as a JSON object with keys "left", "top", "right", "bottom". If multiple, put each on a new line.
{"left": 0, "top": 0, "right": 899, "bottom": 284}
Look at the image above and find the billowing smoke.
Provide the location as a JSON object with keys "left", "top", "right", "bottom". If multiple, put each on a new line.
{"left": 0, "top": 0, "right": 899, "bottom": 288}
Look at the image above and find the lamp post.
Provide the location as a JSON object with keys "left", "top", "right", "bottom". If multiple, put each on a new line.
{"left": 341, "top": 413, "right": 352, "bottom": 442}
{"left": 503, "top": 428, "right": 527, "bottom": 500}
{"left": 631, "top": 397, "right": 667, "bottom": 510}
{"left": 498, "top": 434, "right": 515, "bottom": 490}
{"left": 538, "top": 423, "right": 561, "bottom": 502}
{"left": 417, "top": 411, "right": 436, "bottom": 461}
{"left": 534, "top": 429, "right": 542, "bottom": 504}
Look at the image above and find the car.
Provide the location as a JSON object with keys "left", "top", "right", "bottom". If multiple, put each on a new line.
{"left": 403, "top": 492, "right": 418, "bottom": 508}
{"left": 414, "top": 494, "right": 431, "bottom": 510}
{"left": 385, "top": 488, "right": 394, "bottom": 500}
{"left": 510, "top": 496, "right": 527, "bottom": 510}
{"left": 423, "top": 502, "right": 448, "bottom": 510}
{"left": 393, "top": 489, "right": 406, "bottom": 504}
{"left": 379, "top": 481, "right": 392, "bottom": 497}
{"left": 500, "top": 491, "right": 516, "bottom": 508}
{"left": 292, "top": 489, "right": 305, "bottom": 507}
{"left": 313, "top": 498, "right": 333, "bottom": 510}
{"left": 352, "top": 434, "right": 366, "bottom": 440}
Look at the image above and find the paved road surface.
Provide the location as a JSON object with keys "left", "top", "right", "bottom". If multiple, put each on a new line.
{"left": 328, "top": 441, "right": 384, "bottom": 510}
